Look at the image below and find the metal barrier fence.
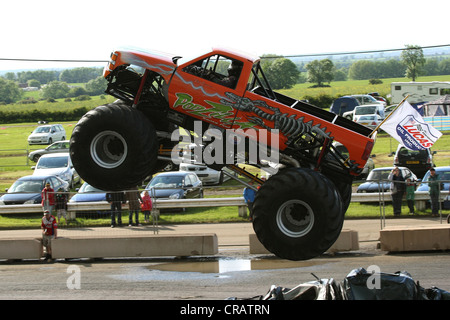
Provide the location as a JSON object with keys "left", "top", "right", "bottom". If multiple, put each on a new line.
{"left": 0, "top": 148, "right": 33, "bottom": 167}
{"left": 0, "top": 180, "right": 448, "bottom": 233}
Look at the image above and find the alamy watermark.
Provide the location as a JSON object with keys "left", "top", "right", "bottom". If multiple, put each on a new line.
{"left": 170, "top": 121, "right": 281, "bottom": 174}
{"left": 66, "top": 265, "right": 81, "bottom": 290}
{"left": 366, "top": 265, "right": 381, "bottom": 290}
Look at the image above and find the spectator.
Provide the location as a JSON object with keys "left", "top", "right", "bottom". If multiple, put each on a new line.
{"left": 41, "top": 210, "right": 57, "bottom": 261}
{"left": 106, "top": 191, "right": 125, "bottom": 228}
{"left": 428, "top": 168, "right": 440, "bottom": 217}
{"left": 389, "top": 167, "right": 405, "bottom": 216}
{"left": 126, "top": 186, "right": 143, "bottom": 226}
{"left": 243, "top": 181, "right": 257, "bottom": 220}
{"left": 55, "top": 191, "right": 68, "bottom": 225}
{"left": 405, "top": 178, "right": 415, "bottom": 215}
{"left": 41, "top": 182, "right": 55, "bottom": 214}
{"left": 141, "top": 190, "right": 153, "bottom": 223}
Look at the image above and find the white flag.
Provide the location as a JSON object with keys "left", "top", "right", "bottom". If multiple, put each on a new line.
{"left": 380, "top": 101, "right": 442, "bottom": 150}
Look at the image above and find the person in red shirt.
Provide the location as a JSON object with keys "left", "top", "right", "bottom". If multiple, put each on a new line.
{"left": 41, "top": 210, "right": 58, "bottom": 261}
{"left": 41, "top": 182, "right": 55, "bottom": 214}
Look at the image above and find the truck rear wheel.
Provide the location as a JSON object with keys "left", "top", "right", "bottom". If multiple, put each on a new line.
{"left": 70, "top": 101, "right": 158, "bottom": 191}
{"left": 252, "top": 168, "right": 344, "bottom": 261}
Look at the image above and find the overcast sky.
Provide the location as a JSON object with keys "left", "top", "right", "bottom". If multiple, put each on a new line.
{"left": 1, "top": 0, "right": 449, "bottom": 71}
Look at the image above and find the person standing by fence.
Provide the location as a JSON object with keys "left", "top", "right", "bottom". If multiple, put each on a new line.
{"left": 428, "top": 168, "right": 440, "bottom": 217}
{"left": 141, "top": 190, "right": 153, "bottom": 223}
{"left": 126, "top": 186, "right": 143, "bottom": 226}
{"left": 106, "top": 191, "right": 125, "bottom": 228}
{"left": 389, "top": 167, "right": 405, "bottom": 216}
{"left": 41, "top": 182, "right": 55, "bottom": 214}
{"left": 405, "top": 178, "right": 416, "bottom": 215}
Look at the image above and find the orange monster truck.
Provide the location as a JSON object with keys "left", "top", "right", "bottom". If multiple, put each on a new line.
{"left": 70, "top": 47, "right": 376, "bottom": 260}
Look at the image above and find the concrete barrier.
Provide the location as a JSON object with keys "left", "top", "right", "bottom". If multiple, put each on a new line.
{"left": 52, "top": 234, "right": 218, "bottom": 259}
{"left": 380, "top": 224, "right": 450, "bottom": 252}
{"left": 249, "top": 229, "right": 359, "bottom": 255}
{"left": 0, "top": 238, "right": 42, "bottom": 260}
{"left": 0, "top": 234, "right": 218, "bottom": 260}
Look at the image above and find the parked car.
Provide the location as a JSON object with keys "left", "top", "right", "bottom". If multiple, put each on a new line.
{"left": 416, "top": 166, "right": 450, "bottom": 193}
{"left": 333, "top": 142, "right": 375, "bottom": 179}
{"left": 143, "top": 171, "right": 203, "bottom": 200}
{"left": 28, "top": 140, "right": 70, "bottom": 162}
{"left": 356, "top": 166, "right": 417, "bottom": 193}
{"left": 350, "top": 94, "right": 386, "bottom": 107}
{"left": 393, "top": 144, "right": 435, "bottom": 179}
{"left": 0, "top": 175, "right": 70, "bottom": 205}
{"left": 353, "top": 105, "right": 383, "bottom": 121}
{"left": 69, "top": 182, "right": 107, "bottom": 203}
{"left": 330, "top": 96, "right": 384, "bottom": 120}
{"left": 416, "top": 166, "right": 450, "bottom": 210}
{"left": 27, "top": 124, "right": 66, "bottom": 145}
{"left": 384, "top": 104, "right": 397, "bottom": 119}
{"left": 179, "top": 160, "right": 234, "bottom": 185}
{"left": 355, "top": 114, "right": 382, "bottom": 130}
{"left": 367, "top": 92, "right": 387, "bottom": 104}
{"left": 33, "top": 153, "right": 80, "bottom": 188}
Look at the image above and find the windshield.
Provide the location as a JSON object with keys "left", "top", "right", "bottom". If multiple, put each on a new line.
{"left": 8, "top": 180, "right": 44, "bottom": 193}
{"left": 367, "top": 170, "right": 390, "bottom": 181}
{"left": 355, "top": 107, "right": 377, "bottom": 115}
{"left": 148, "top": 175, "right": 184, "bottom": 188}
{"left": 36, "top": 156, "right": 68, "bottom": 169}
{"left": 34, "top": 126, "right": 50, "bottom": 133}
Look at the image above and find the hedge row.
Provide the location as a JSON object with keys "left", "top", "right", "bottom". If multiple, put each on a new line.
{"left": 0, "top": 107, "right": 89, "bottom": 124}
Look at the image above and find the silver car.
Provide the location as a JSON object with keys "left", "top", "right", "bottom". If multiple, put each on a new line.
{"left": 32, "top": 152, "right": 80, "bottom": 188}
{"left": 28, "top": 140, "right": 70, "bottom": 162}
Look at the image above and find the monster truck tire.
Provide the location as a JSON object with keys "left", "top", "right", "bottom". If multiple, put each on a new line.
{"left": 326, "top": 177, "right": 352, "bottom": 213}
{"left": 252, "top": 168, "right": 344, "bottom": 261}
{"left": 70, "top": 101, "right": 158, "bottom": 191}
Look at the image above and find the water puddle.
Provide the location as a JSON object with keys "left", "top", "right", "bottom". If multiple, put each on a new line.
{"left": 147, "top": 258, "right": 322, "bottom": 274}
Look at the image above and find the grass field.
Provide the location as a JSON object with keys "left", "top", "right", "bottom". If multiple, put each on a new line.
{"left": 1, "top": 76, "right": 450, "bottom": 228}
{"left": 278, "top": 75, "right": 450, "bottom": 102}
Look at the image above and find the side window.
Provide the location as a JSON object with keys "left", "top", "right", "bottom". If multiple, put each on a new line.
{"left": 183, "top": 55, "right": 243, "bottom": 89}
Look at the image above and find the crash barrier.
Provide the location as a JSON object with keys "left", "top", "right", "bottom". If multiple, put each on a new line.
{"left": 249, "top": 229, "right": 359, "bottom": 255}
{"left": 0, "top": 234, "right": 218, "bottom": 260}
{"left": 0, "top": 238, "right": 42, "bottom": 260}
{"left": 380, "top": 224, "right": 450, "bottom": 252}
{"left": 1, "top": 191, "right": 449, "bottom": 218}
{"left": 356, "top": 178, "right": 450, "bottom": 211}
{"left": 0, "top": 197, "right": 249, "bottom": 219}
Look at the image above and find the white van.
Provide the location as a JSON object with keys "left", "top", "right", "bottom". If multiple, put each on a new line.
{"left": 27, "top": 124, "right": 66, "bottom": 145}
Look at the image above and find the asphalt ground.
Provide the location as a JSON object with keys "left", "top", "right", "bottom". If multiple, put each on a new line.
{"left": 0, "top": 216, "right": 449, "bottom": 303}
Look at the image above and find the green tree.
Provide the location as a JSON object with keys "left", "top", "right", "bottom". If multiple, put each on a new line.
{"left": 85, "top": 76, "right": 108, "bottom": 95}
{"left": 41, "top": 81, "right": 70, "bottom": 99}
{"left": 438, "top": 59, "right": 450, "bottom": 75}
{"left": 0, "top": 78, "right": 23, "bottom": 104}
{"left": 263, "top": 58, "right": 299, "bottom": 89}
{"left": 400, "top": 45, "right": 425, "bottom": 81}
{"left": 305, "top": 59, "right": 334, "bottom": 87}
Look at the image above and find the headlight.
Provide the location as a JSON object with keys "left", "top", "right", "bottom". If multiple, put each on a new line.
{"left": 169, "top": 193, "right": 180, "bottom": 199}
{"left": 0, "top": 200, "right": 5, "bottom": 205}
{"left": 24, "top": 199, "right": 35, "bottom": 204}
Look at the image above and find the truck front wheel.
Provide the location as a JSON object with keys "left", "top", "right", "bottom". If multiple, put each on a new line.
{"left": 70, "top": 102, "right": 158, "bottom": 191}
{"left": 252, "top": 168, "right": 344, "bottom": 261}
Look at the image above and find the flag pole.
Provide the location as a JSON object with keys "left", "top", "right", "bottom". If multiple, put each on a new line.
{"left": 369, "top": 94, "right": 410, "bottom": 137}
